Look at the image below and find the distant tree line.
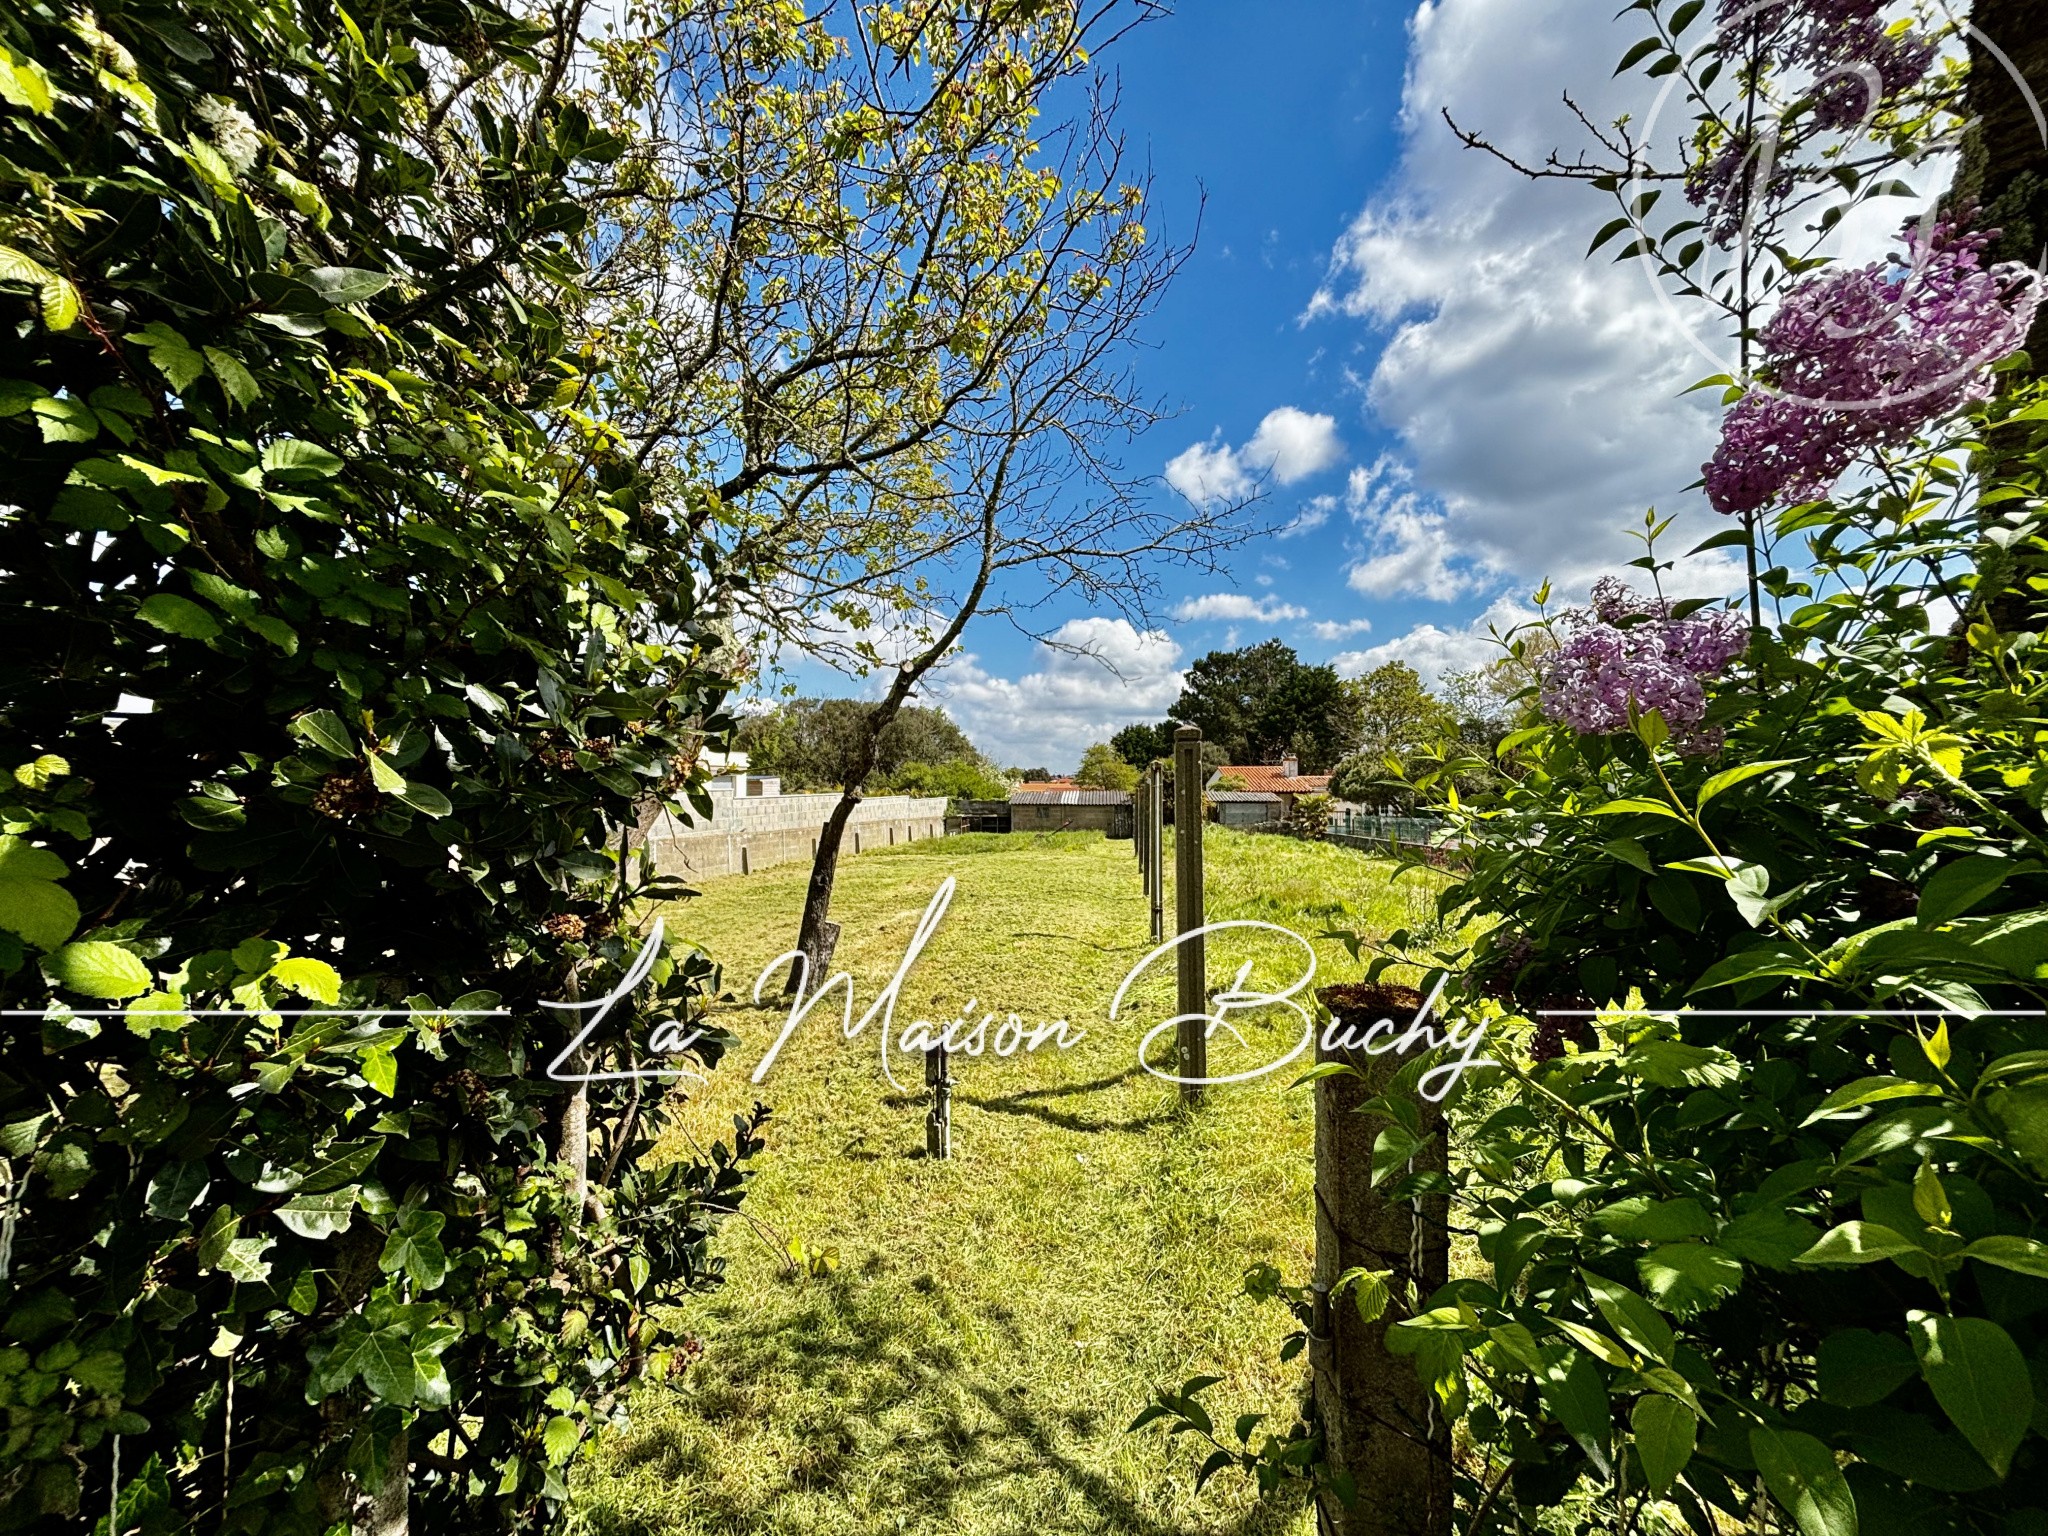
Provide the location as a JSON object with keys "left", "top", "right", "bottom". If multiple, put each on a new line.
{"left": 1097, "top": 637, "right": 1540, "bottom": 809}
{"left": 734, "top": 700, "right": 1012, "bottom": 801}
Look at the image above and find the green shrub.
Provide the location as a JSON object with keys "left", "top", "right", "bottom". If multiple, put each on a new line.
{"left": 0, "top": 2, "right": 756, "bottom": 1529}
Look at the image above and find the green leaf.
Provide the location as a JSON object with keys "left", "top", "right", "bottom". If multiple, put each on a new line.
{"left": 292, "top": 709, "right": 356, "bottom": 758}
{"left": 296, "top": 1136, "right": 385, "bottom": 1194}
{"left": 543, "top": 1413, "right": 580, "bottom": 1466}
{"left": 0, "top": 44, "right": 57, "bottom": 114}
{"left": 1959, "top": 1234, "right": 2048, "bottom": 1279}
{"left": 1585, "top": 797, "right": 1684, "bottom": 820}
{"left": 1538, "top": 1351, "right": 1613, "bottom": 1476}
{"left": 1918, "top": 854, "right": 2018, "bottom": 923}
{"left": 1908, "top": 1311, "right": 2032, "bottom": 1477}
{"left": 302, "top": 267, "right": 393, "bottom": 305}
{"left": 244, "top": 614, "right": 300, "bottom": 654}
{"left": 1802, "top": 1077, "right": 1940, "bottom": 1125}
{"left": 137, "top": 594, "right": 222, "bottom": 641}
{"left": 1696, "top": 760, "right": 1800, "bottom": 811}
{"left": 1632, "top": 1395, "right": 1695, "bottom": 1495}
{"left": 32, "top": 396, "right": 98, "bottom": 443}
{"left": 270, "top": 956, "right": 342, "bottom": 1004}
{"left": 45, "top": 940, "right": 152, "bottom": 999}
{"left": 394, "top": 780, "right": 453, "bottom": 818}
{"left": 1797, "top": 1221, "right": 1922, "bottom": 1266}
{"left": 0, "top": 861, "right": 81, "bottom": 951}
{"left": 361, "top": 1047, "right": 398, "bottom": 1097}
{"left": 261, "top": 438, "right": 344, "bottom": 477}
{"left": 380, "top": 1209, "right": 447, "bottom": 1290}
{"left": 1816, "top": 1328, "right": 1918, "bottom": 1407}
{"left": 129, "top": 323, "right": 206, "bottom": 391}
{"left": 275, "top": 1189, "right": 357, "bottom": 1240}
{"left": 203, "top": 347, "right": 260, "bottom": 409}
{"left": 1636, "top": 1243, "right": 1742, "bottom": 1316}
{"left": 1582, "top": 1271, "right": 1674, "bottom": 1363}
{"left": 1751, "top": 1426, "right": 1858, "bottom": 1536}
{"left": 366, "top": 753, "right": 408, "bottom": 795}
{"left": 144, "top": 1160, "right": 210, "bottom": 1221}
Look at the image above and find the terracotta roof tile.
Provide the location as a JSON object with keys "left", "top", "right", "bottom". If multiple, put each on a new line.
{"left": 1210, "top": 764, "right": 1333, "bottom": 794}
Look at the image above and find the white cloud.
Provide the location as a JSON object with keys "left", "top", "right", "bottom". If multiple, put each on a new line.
{"left": 1309, "top": 618, "right": 1375, "bottom": 641}
{"left": 1332, "top": 596, "right": 1538, "bottom": 686}
{"left": 1172, "top": 592, "right": 1310, "bottom": 623}
{"left": 1163, "top": 438, "right": 1254, "bottom": 508}
{"left": 1303, "top": 0, "right": 1741, "bottom": 594}
{"left": 1342, "top": 456, "right": 1487, "bottom": 602}
{"left": 932, "top": 618, "right": 1185, "bottom": 770}
{"left": 1245, "top": 406, "right": 1346, "bottom": 483}
{"left": 1164, "top": 406, "right": 1345, "bottom": 508}
{"left": 1278, "top": 493, "right": 1338, "bottom": 539}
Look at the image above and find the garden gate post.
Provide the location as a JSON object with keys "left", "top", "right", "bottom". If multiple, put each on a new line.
{"left": 1310, "top": 1009, "right": 1452, "bottom": 1536}
{"left": 1171, "top": 727, "right": 1206, "bottom": 1102}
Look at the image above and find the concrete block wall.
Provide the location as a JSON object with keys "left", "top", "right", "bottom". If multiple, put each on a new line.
{"left": 643, "top": 792, "right": 949, "bottom": 880}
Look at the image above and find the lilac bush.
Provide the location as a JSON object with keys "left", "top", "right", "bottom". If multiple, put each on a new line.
{"left": 1538, "top": 578, "right": 1749, "bottom": 748}
{"left": 1706, "top": 221, "right": 2043, "bottom": 514}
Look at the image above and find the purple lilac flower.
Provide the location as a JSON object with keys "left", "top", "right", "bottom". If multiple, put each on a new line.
{"left": 1691, "top": 1, "right": 1936, "bottom": 242}
{"left": 1705, "top": 221, "right": 2044, "bottom": 515}
{"left": 1539, "top": 578, "right": 1749, "bottom": 751}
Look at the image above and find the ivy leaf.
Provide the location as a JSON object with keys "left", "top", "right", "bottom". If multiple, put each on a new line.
{"left": 1631, "top": 1395, "right": 1695, "bottom": 1495}
{"left": 1751, "top": 1426, "right": 1858, "bottom": 1536}
{"left": 45, "top": 940, "right": 153, "bottom": 999}
{"left": 380, "top": 1209, "right": 448, "bottom": 1290}
{"left": 1908, "top": 1311, "right": 2032, "bottom": 1477}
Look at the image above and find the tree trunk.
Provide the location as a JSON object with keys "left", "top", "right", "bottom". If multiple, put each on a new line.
{"left": 785, "top": 786, "right": 857, "bottom": 994}
{"left": 1311, "top": 1020, "right": 1452, "bottom": 1536}
{"left": 555, "top": 969, "right": 588, "bottom": 1224}
{"left": 354, "top": 1425, "right": 407, "bottom": 1536}
{"left": 1958, "top": 0, "right": 2048, "bottom": 366}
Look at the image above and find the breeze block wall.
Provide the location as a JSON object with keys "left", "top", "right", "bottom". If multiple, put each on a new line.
{"left": 641, "top": 792, "right": 950, "bottom": 879}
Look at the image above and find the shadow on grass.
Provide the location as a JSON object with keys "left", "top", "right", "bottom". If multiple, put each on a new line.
{"left": 584, "top": 1275, "right": 1298, "bottom": 1536}
{"left": 959, "top": 1067, "right": 1178, "bottom": 1137}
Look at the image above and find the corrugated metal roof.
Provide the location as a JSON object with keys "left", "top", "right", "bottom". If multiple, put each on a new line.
{"left": 1009, "top": 788, "right": 1132, "bottom": 805}
{"left": 1207, "top": 790, "right": 1283, "bottom": 803}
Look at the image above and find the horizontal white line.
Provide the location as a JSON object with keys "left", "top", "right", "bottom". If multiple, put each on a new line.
{"left": 1537, "top": 1008, "right": 2047, "bottom": 1017}
{"left": 0, "top": 1008, "right": 514, "bottom": 1018}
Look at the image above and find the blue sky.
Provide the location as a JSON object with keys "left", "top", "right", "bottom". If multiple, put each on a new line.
{"left": 775, "top": 0, "right": 1760, "bottom": 770}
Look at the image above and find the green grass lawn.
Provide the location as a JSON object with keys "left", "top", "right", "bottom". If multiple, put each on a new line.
{"left": 572, "top": 827, "right": 1439, "bottom": 1536}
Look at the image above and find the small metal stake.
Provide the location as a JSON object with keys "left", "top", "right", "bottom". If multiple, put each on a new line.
{"left": 924, "top": 1043, "right": 952, "bottom": 1159}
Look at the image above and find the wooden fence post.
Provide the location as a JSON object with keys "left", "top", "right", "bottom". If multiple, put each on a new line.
{"left": 1172, "top": 727, "right": 1206, "bottom": 1103}
{"left": 1311, "top": 990, "right": 1452, "bottom": 1536}
{"left": 1148, "top": 766, "right": 1164, "bottom": 944}
{"left": 925, "top": 1042, "right": 951, "bottom": 1159}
